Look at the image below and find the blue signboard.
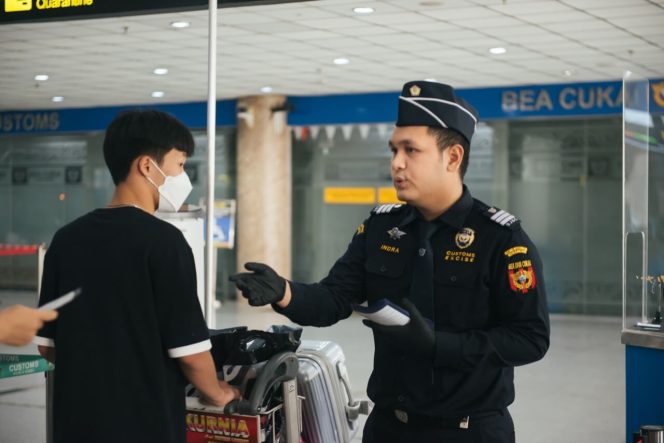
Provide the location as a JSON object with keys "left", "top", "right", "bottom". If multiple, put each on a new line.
{"left": 0, "top": 100, "right": 236, "bottom": 135}
{"left": 1, "top": 79, "right": 663, "bottom": 135}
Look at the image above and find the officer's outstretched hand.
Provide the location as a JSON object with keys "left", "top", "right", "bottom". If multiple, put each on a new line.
{"left": 362, "top": 299, "right": 435, "bottom": 360}
{"left": 229, "top": 262, "right": 286, "bottom": 306}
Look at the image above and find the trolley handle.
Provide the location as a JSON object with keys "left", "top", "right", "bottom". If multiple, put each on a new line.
{"left": 223, "top": 351, "right": 298, "bottom": 415}
{"left": 336, "top": 361, "right": 370, "bottom": 419}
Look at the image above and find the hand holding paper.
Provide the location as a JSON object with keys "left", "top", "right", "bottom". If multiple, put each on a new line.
{"left": 353, "top": 299, "right": 411, "bottom": 326}
{"left": 361, "top": 299, "right": 435, "bottom": 360}
{"left": 39, "top": 288, "right": 81, "bottom": 311}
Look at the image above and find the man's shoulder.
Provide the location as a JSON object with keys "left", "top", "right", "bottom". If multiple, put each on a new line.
{"left": 52, "top": 211, "right": 98, "bottom": 239}
{"left": 365, "top": 204, "right": 410, "bottom": 231}
{"left": 370, "top": 203, "right": 406, "bottom": 216}
{"left": 142, "top": 214, "right": 190, "bottom": 254}
{"left": 147, "top": 213, "right": 187, "bottom": 237}
{"left": 55, "top": 209, "right": 185, "bottom": 245}
{"left": 470, "top": 199, "right": 522, "bottom": 232}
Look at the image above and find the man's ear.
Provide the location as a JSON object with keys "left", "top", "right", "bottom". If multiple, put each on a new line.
{"left": 446, "top": 144, "right": 465, "bottom": 173}
{"left": 136, "top": 155, "right": 152, "bottom": 177}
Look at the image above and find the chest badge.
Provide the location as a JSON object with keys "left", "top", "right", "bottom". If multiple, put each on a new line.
{"left": 455, "top": 227, "right": 475, "bottom": 249}
{"left": 387, "top": 227, "right": 407, "bottom": 240}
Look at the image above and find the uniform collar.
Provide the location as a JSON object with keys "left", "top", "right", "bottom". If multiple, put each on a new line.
{"left": 398, "top": 185, "right": 473, "bottom": 230}
{"left": 435, "top": 185, "right": 473, "bottom": 229}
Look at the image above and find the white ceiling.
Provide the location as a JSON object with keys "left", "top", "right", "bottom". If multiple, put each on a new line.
{"left": 1, "top": 0, "right": 663, "bottom": 110}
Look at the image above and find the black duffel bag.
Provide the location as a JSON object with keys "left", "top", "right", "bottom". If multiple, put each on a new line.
{"left": 208, "top": 325, "right": 302, "bottom": 368}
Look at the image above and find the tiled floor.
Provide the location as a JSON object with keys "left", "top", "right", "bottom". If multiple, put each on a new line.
{"left": 1, "top": 290, "right": 625, "bottom": 442}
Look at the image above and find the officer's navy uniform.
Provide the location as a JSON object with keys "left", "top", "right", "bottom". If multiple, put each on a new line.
{"left": 279, "top": 188, "right": 549, "bottom": 440}
{"left": 277, "top": 81, "right": 550, "bottom": 442}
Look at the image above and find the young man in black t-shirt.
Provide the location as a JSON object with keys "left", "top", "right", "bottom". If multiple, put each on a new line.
{"left": 35, "top": 110, "right": 239, "bottom": 443}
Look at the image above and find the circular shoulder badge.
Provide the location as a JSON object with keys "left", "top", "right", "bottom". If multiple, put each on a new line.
{"left": 455, "top": 227, "right": 475, "bottom": 249}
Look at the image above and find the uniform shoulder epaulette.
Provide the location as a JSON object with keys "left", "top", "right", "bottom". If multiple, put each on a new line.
{"left": 371, "top": 204, "right": 404, "bottom": 215}
{"left": 482, "top": 206, "right": 521, "bottom": 230}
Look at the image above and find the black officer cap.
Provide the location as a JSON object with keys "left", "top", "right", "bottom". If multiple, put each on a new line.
{"left": 396, "top": 80, "right": 479, "bottom": 144}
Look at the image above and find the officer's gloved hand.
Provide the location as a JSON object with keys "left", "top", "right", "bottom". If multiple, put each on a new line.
{"left": 229, "top": 262, "right": 286, "bottom": 306}
{"left": 362, "top": 299, "right": 435, "bottom": 360}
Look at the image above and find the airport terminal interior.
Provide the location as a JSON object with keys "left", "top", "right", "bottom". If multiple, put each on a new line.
{"left": 1, "top": 0, "right": 663, "bottom": 442}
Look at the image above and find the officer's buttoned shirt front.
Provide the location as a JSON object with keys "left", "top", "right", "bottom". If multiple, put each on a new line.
{"left": 281, "top": 186, "right": 550, "bottom": 418}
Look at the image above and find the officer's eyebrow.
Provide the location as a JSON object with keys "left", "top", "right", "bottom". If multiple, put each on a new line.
{"left": 389, "top": 139, "right": 416, "bottom": 149}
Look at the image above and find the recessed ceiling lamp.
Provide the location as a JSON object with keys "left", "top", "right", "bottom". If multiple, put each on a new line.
{"left": 35, "top": 74, "right": 49, "bottom": 81}
{"left": 353, "top": 7, "right": 374, "bottom": 14}
{"left": 489, "top": 47, "right": 507, "bottom": 55}
{"left": 153, "top": 68, "right": 169, "bottom": 75}
{"left": 151, "top": 91, "right": 165, "bottom": 98}
{"left": 260, "top": 86, "right": 273, "bottom": 93}
{"left": 563, "top": 69, "right": 574, "bottom": 77}
{"left": 51, "top": 96, "right": 64, "bottom": 102}
{"left": 170, "top": 21, "right": 190, "bottom": 28}
{"left": 333, "top": 57, "right": 350, "bottom": 65}
{"left": 424, "top": 78, "right": 437, "bottom": 82}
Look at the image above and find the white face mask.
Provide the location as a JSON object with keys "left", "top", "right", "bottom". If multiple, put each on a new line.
{"left": 146, "top": 159, "right": 193, "bottom": 212}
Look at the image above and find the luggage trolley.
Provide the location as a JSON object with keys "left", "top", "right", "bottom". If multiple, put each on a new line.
{"left": 186, "top": 348, "right": 302, "bottom": 443}
{"left": 185, "top": 326, "right": 302, "bottom": 443}
{"left": 186, "top": 330, "right": 370, "bottom": 443}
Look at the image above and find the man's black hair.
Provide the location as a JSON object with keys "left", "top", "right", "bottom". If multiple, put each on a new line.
{"left": 103, "top": 109, "right": 195, "bottom": 185}
{"left": 427, "top": 127, "right": 470, "bottom": 178}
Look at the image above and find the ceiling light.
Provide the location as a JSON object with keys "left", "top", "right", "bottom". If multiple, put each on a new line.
{"left": 489, "top": 47, "right": 506, "bottom": 55}
{"left": 563, "top": 69, "right": 574, "bottom": 77}
{"left": 51, "top": 96, "right": 64, "bottom": 102}
{"left": 170, "top": 21, "right": 190, "bottom": 28}
{"left": 424, "top": 78, "right": 437, "bottom": 82}
{"left": 260, "top": 86, "right": 273, "bottom": 93}
{"left": 333, "top": 57, "right": 350, "bottom": 65}
{"left": 34, "top": 74, "right": 49, "bottom": 81}
{"left": 353, "top": 7, "right": 374, "bottom": 14}
{"left": 153, "top": 67, "right": 168, "bottom": 75}
{"left": 151, "top": 91, "right": 165, "bottom": 98}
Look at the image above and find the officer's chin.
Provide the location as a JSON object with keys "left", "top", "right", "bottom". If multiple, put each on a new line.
{"left": 395, "top": 190, "right": 413, "bottom": 205}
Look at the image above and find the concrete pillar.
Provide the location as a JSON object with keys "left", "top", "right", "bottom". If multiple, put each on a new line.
{"left": 236, "top": 95, "right": 292, "bottom": 280}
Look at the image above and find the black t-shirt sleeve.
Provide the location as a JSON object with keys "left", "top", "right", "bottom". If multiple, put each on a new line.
{"left": 150, "top": 230, "right": 210, "bottom": 358}
{"left": 34, "top": 235, "right": 60, "bottom": 347}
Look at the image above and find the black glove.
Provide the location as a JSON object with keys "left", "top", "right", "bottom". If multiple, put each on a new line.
{"left": 229, "top": 262, "right": 286, "bottom": 306}
{"left": 362, "top": 299, "right": 435, "bottom": 360}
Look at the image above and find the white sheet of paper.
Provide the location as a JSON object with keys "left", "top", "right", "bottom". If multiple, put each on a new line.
{"left": 39, "top": 288, "right": 81, "bottom": 311}
{"left": 354, "top": 300, "right": 410, "bottom": 326}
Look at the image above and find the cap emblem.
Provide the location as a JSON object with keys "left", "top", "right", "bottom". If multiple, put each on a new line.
{"left": 409, "top": 84, "right": 421, "bottom": 97}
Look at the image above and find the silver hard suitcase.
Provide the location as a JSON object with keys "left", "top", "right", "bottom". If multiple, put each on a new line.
{"left": 297, "top": 340, "right": 371, "bottom": 443}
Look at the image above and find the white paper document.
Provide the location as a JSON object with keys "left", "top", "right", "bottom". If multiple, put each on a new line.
{"left": 353, "top": 299, "right": 410, "bottom": 326}
{"left": 39, "top": 288, "right": 81, "bottom": 311}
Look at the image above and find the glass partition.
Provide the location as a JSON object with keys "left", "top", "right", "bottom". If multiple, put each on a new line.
{"left": 623, "top": 72, "right": 664, "bottom": 332}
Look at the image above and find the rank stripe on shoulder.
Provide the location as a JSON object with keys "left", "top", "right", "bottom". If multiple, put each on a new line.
{"left": 372, "top": 204, "right": 402, "bottom": 214}
{"left": 490, "top": 209, "right": 517, "bottom": 226}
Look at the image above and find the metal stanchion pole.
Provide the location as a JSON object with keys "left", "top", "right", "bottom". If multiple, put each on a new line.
{"left": 204, "top": 0, "right": 218, "bottom": 329}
